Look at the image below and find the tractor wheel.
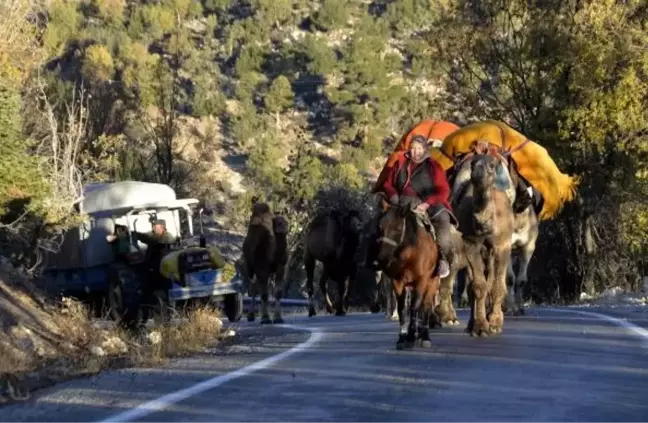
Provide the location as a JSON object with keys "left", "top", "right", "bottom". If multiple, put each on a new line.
{"left": 107, "top": 263, "right": 147, "bottom": 331}
{"left": 223, "top": 292, "right": 243, "bottom": 322}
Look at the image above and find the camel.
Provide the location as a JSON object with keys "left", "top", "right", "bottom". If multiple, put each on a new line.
{"left": 444, "top": 205, "right": 539, "bottom": 320}
{"left": 504, "top": 201, "right": 539, "bottom": 315}
{"left": 432, "top": 226, "right": 468, "bottom": 327}
{"left": 452, "top": 147, "right": 515, "bottom": 336}
{"left": 241, "top": 202, "right": 289, "bottom": 324}
{"left": 435, "top": 146, "right": 537, "bottom": 327}
{"left": 304, "top": 209, "right": 362, "bottom": 317}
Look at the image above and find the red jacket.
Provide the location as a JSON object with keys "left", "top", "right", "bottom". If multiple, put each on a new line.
{"left": 381, "top": 153, "right": 452, "bottom": 212}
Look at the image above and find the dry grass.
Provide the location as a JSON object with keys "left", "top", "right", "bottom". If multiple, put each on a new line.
{"left": 131, "top": 306, "right": 225, "bottom": 366}
{"left": 0, "top": 265, "right": 228, "bottom": 403}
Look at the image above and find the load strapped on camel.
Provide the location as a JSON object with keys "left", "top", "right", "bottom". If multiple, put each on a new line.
{"left": 429, "top": 120, "right": 579, "bottom": 220}
{"left": 372, "top": 120, "right": 461, "bottom": 193}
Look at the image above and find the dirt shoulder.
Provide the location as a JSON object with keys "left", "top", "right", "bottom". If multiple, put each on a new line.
{"left": 0, "top": 258, "right": 232, "bottom": 405}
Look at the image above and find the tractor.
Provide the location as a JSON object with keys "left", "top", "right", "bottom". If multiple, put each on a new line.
{"left": 41, "top": 181, "right": 243, "bottom": 329}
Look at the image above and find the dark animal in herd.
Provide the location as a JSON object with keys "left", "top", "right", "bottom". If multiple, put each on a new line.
{"left": 241, "top": 202, "right": 289, "bottom": 324}
{"left": 241, "top": 142, "right": 537, "bottom": 349}
{"left": 304, "top": 209, "right": 362, "bottom": 317}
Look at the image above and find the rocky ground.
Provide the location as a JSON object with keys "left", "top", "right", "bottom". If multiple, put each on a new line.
{"left": 0, "top": 255, "right": 233, "bottom": 405}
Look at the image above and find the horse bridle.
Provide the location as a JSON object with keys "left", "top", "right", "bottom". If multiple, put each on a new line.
{"left": 377, "top": 214, "right": 407, "bottom": 248}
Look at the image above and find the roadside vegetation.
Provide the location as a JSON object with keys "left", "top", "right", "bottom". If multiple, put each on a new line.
{"left": 1, "top": 259, "right": 231, "bottom": 403}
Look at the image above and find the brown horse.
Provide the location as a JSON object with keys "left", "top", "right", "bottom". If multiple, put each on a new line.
{"left": 304, "top": 209, "right": 362, "bottom": 317}
{"left": 375, "top": 199, "right": 441, "bottom": 350}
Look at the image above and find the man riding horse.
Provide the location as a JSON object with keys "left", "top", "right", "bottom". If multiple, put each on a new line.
{"left": 367, "top": 134, "right": 454, "bottom": 279}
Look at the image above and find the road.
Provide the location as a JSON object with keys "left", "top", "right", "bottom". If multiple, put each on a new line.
{"left": 2, "top": 307, "right": 648, "bottom": 422}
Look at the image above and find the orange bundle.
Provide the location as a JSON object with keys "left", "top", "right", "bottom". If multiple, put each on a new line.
{"left": 372, "top": 120, "right": 461, "bottom": 193}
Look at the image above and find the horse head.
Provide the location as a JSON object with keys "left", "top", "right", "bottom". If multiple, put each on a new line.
{"left": 375, "top": 202, "right": 417, "bottom": 269}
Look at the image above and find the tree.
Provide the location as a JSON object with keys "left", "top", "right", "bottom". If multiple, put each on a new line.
{"left": 313, "top": 0, "right": 350, "bottom": 31}
{"left": 92, "top": 0, "right": 126, "bottom": 24}
{"left": 82, "top": 44, "right": 115, "bottom": 83}
{"left": 299, "top": 34, "right": 338, "bottom": 76}
{"left": 246, "top": 129, "right": 286, "bottom": 192}
{"left": 0, "top": 84, "right": 48, "bottom": 221}
{"left": 43, "top": 0, "right": 81, "bottom": 56}
{"left": 0, "top": 0, "right": 49, "bottom": 222}
{"left": 264, "top": 75, "right": 294, "bottom": 127}
{"left": 431, "top": 0, "right": 648, "bottom": 300}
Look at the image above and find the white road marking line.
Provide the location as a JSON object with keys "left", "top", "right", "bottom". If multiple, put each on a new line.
{"left": 97, "top": 324, "right": 323, "bottom": 423}
{"left": 546, "top": 308, "right": 648, "bottom": 346}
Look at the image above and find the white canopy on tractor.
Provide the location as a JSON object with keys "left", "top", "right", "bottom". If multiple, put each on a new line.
{"left": 45, "top": 181, "right": 200, "bottom": 270}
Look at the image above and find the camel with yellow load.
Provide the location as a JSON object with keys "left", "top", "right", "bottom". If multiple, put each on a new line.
{"left": 372, "top": 119, "right": 578, "bottom": 329}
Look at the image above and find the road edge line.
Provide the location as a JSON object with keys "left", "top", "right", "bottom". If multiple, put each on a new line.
{"left": 97, "top": 324, "right": 323, "bottom": 423}
{"left": 545, "top": 307, "right": 648, "bottom": 345}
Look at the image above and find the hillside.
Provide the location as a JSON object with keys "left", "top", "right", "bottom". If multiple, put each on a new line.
{"left": 38, "top": 0, "right": 458, "bottom": 222}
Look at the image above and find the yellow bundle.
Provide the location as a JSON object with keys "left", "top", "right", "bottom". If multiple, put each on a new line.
{"left": 160, "top": 246, "right": 226, "bottom": 281}
{"left": 430, "top": 120, "right": 579, "bottom": 220}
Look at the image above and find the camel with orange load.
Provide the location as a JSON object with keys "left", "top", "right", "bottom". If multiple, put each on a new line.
{"left": 372, "top": 119, "right": 578, "bottom": 326}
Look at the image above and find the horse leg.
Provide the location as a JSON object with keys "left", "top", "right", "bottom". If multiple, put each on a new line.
{"left": 488, "top": 247, "right": 511, "bottom": 334}
{"left": 394, "top": 280, "right": 410, "bottom": 350}
{"left": 405, "top": 285, "right": 420, "bottom": 349}
{"left": 416, "top": 282, "right": 433, "bottom": 348}
{"left": 305, "top": 252, "right": 317, "bottom": 317}
{"left": 257, "top": 271, "right": 272, "bottom": 324}
{"left": 428, "top": 297, "right": 442, "bottom": 329}
{"left": 466, "top": 279, "right": 475, "bottom": 334}
{"left": 344, "top": 266, "right": 355, "bottom": 314}
{"left": 390, "top": 288, "right": 398, "bottom": 321}
{"left": 319, "top": 268, "right": 334, "bottom": 314}
{"left": 249, "top": 287, "right": 258, "bottom": 322}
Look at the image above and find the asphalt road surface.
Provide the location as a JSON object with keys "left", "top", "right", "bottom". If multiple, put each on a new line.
{"left": 2, "top": 307, "right": 648, "bottom": 422}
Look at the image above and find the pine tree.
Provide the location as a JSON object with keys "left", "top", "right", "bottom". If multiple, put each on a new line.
{"left": 0, "top": 83, "right": 48, "bottom": 220}
{"left": 264, "top": 75, "right": 294, "bottom": 127}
